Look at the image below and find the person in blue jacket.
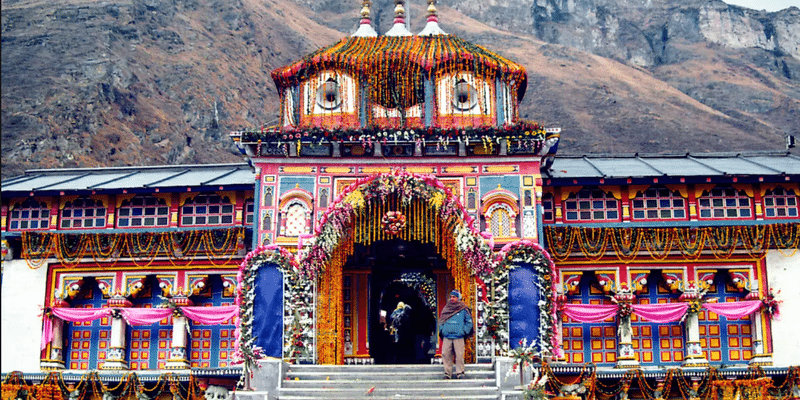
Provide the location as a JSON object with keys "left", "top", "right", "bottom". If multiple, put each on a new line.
{"left": 438, "top": 290, "right": 473, "bottom": 379}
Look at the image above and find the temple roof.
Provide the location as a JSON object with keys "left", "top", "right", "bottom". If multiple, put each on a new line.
{"left": 1, "top": 163, "right": 254, "bottom": 194}
{"left": 271, "top": 35, "right": 528, "bottom": 102}
{"left": 543, "top": 152, "right": 800, "bottom": 180}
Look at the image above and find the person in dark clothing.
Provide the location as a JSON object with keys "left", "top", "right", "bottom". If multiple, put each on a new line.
{"left": 438, "top": 290, "right": 473, "bottom": 379}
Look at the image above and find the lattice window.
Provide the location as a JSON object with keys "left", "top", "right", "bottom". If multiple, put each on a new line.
{"left": 127, "top": 278, "right": 172, "bottom": 370}
{"left": 180, "top": 194, "right": 234, "bottom": 226}
{"left": 189, "top": 276, "right": 237, "bottom": 368}
{"left": 60, "top": 198, "right": 106, "bottom": 229}
{"left": 763, "top": 187, "right": 798, "bottom": 218}
{"left": 632, "top": 188, "right": 687, "bottom": 220}
{"left": 563, "top": 188, "right": 619, "bottom": 222}
{"left": 631, "top": 273, "right": 683, "bottom": 365}
{"left": 64, "top": 283, "right": 111, "bottom": 370}
{"left": 117, "top": 196, "right": 169, "bottom": 228}
{"left": 244, "top": 198, "right": 255, "bottom": 226}
{"left": 541, "top": 193, "right": 554, "bottom": 223}
{"left": 283, "top": 203, "right": 309, "bottom": 237}
{"left": 8, "top": 198, "right": 50, "bottom": 231}
{"left": 561, "top": 276, "right": 616, "bottom": 366}
{"left": 698, "top": 274, "right": 751, "bottom": 364}
{"left": 490, "top": 207, "right": 511, "bottom": 237}
{"left": 319, "top": 189, "right": 329, "bottom": 209}
{"left": 698, "top": 187, "right": 752, "bottom": 219}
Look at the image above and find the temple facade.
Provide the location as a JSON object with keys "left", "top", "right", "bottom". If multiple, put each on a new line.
{"left": 2, "top": 0, "right": 799, "bottom": 399}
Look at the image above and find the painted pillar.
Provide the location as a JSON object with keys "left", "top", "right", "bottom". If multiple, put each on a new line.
{"left": 615, "top": 291, "right": 638, "bottom": 368}
{"left": 682, "top": 302, "right": 709, "bottom": 367}
{"left": 749, "top": 311, "right": 773, "bottom": 366}
{"left": 41, "top": 317, "right": 65, "bottom": 370}
{"left": 102, "top": 296, "right": 131, "bottom": 370}
{"left": 167, "top": 296, "right": 192, "bottom": 369}
{"left": 102, "top": 313, "right": 128, "bottom": 370}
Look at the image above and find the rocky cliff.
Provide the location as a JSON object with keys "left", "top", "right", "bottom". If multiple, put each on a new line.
{"left": 2, "top": 0, "right": 798, "bottom": 178}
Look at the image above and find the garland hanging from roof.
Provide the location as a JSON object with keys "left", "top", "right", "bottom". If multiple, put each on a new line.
{"left": 300, "top": 169, "right": 494, "bottom": 278}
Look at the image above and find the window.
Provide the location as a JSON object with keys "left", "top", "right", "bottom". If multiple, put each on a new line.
{"left": 541, "top": 193, "right": 554, "bottom": 223}
{"left": 698, "top": 187, "right": 752, "bottom": 219}
{"left": 283, "top": 203, "right": 308, "bottom": 237}
{"left": 181, "top": 194, "right": 234, "bottom": 226}
{"left": 631, "top": 188, "right": 687, "bottom": 220}
{"left": 117, "top": 196, "right": 169, "bottom": 228}
{"left": 490, "top": 208, "right": 511, "bottom": 237}
{"left": 264, "top": 187, "right": 274, "bottom": 207}
{"left": 563, "top": 188, "right": 620, "bottom": 222}
{"left": 763, "top": 187, "right": 798, "bottom": 218}
{"left": 244, "top": 198, "right": 255, "bottom": 226}
{"left": 8, "top": 198, "right": 50, "bottom": 231}
{"left": 60, "top": 198, "right": 106, "bottom": 229}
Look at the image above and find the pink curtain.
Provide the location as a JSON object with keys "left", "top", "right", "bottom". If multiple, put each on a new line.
{"left": 51, "top": 307, "right": 113, "bottom": 322}
{"left": 119, "top": 308, "right": 172, "bottom": 325}
{"left": 563, "top": 303, "right": 618, "bottom": 323}
{"left": 632, "top": 303, "right": 688, "bottom": 323}
{"left": 181, "top": 305, "right": 238, "bottom": 324}
{"left": 703, "top": 300, "right": 762, "bottom": 319}
{"left": 41, "top": 317, "right": 53, "bottom": 351}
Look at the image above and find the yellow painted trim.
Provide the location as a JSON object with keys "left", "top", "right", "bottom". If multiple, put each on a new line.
{"left": 444, "top": 166, "right": 474, "bottom": 174}
{"left": 485, "top": 165, "right": 515, "bottom": 173}
{"left": 523, "top": 176, "right": 534, "bottom": 187}
{"left": 407, "top": 166, "right": 435, "bottom": 174}
{"left": 694, "top": 184, "right": 715, "bottom": 198}
{"left": 628, "top": 185, "right": 650, "bottom": 200}
{"left": 732, "top": 184, "right": 755, "bottom": 198}
{"left": 362, "top": 167, "right": 391, "bottom": 174}
{"left": 283, "top": 166, "right": 315, "bottom": 173}
{"left": 325, "top": 167, "right": 352, "bottom": 174}
{"left": 466, "top": 177, "right": 477, "bottom": 186}
{"left": 665, "top": 184, "right": 689, "bottom": 199}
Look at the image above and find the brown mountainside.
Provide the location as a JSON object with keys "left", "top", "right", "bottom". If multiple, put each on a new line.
{"left": 2, "top": 0, "right": 799, "bottom": 179}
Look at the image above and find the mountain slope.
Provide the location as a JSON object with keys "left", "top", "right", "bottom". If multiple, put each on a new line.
{"left": 1, "top": 0, "right": 798, "bottom": 179}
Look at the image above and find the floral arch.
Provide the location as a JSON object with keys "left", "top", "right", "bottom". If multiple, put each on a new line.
{"left": 235, "top": 171, "right": 559, "bottom": 367}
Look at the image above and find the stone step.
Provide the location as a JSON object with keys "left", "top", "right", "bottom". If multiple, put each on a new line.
{"left": 279, "top": 363, "right": 499, "bottom": 399}
{"left": 278, "top": 385, "right": 499, "bottom": 399}
{"left": 282, "top": 377, "right": 495, "bottom": 388}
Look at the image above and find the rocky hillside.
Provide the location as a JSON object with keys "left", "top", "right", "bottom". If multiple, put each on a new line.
{"left": 2, "top": 0, "right": 798, "bottom": 178}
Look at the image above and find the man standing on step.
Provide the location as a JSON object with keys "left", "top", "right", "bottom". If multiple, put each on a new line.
{"left": 438, "top": 290, "right": 473, "bottom": 379}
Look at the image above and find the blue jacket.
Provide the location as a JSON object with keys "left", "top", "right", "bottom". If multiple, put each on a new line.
{"left": 439, "top": 308, "right": 473, "bottom": 339}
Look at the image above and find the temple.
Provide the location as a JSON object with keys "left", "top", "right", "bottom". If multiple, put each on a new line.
{"left": 2, "top": 0, "right": 799, "bottom": 399}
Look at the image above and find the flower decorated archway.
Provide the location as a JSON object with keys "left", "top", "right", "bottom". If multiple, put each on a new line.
{"left": 300, "top": 169, "right": 494, "bottom": 278}
{"left": 235, "top": 171, "right": 561, "bottom": 367}
{"left": 301, "top": 170, "right": 494, "bottom": 364}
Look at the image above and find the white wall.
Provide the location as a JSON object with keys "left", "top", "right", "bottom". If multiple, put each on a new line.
{"left": 1, "top": 259, "right": 48, "bottom": 372}
{"left": 765, "top": 249, "right": 800, "bottom": 367}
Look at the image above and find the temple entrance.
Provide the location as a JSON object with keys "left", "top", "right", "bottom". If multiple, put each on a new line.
{"left": 349, "top": 239, "right": 441, "bottom": 364}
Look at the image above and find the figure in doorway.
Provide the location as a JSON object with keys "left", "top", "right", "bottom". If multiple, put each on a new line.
{"left": 438, "top": 290, "right": 473, "bottom": 379}
{"left": 390, "top": 301, "right": 414, "bottom": 363}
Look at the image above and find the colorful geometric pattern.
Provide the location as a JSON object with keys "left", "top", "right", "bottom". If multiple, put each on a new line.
{"left": 631, "top": 275, "right": 683, "bottom": 365}
{"left": 561, "top": 278, "right": 616, "bottom": 366}
{"left": 631, "top": 187, "right": 687, "bottom": 220}
{"left": 127, "top": 284, "right": 172, "bottom": 370}
{"left": 698, "top": 187, "right": 752, "bottom": 219}
{"left": 563, "top": 188, "right": 619, "bottom": 222}
{"left": 117, "top": 196, "right": 169, "bottom": 228}
{"left": 763, "top": 187, "right": 798, "bottom": 218}
{"left": 65, "top": 288, "right": 110, "bottom": 370}
{"left": 60, "top": 198, "right": 106, "bottom": 229}
{"left": 699, "top": 277, "right": 751, "bottom": 363}
{"left": 189, "top": 276, "right": 237, "bottom": 368}
{"left": 181, "top": 195, "right": 235, "bottom": 226}
{"left": 7, "top": 198, "right": 50, "bottom": 231}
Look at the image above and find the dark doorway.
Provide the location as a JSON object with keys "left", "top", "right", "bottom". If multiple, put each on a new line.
{"left": 364, "top": 239, "right": 439, "bottom": 364}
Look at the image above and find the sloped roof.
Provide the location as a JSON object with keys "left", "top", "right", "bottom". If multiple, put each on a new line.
{"left": 1, "top": 164, "right": 254, "bottom": 194}
{"left": 543, "top": 152, "right": 800, "bottom": 179}
{"left": 271, "top": 35, "right": 527, "bottom": 107}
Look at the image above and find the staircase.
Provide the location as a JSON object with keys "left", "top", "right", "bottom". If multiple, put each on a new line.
{"left": 277, "top": 363, "right": 499, "bottom": 399}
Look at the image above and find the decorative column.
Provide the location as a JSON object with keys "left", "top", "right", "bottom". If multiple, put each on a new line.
{"left": 614, "top": 288, "right": 638, "bottom": 368}
{"left": 102, "top": 296, "right": 130, "bottom": 370}
{"left": 40, "top": 299, "right": 68, "bottom": 370}
{"left": 166, "top": 296, "right": 192, "bottom": 369}
{"left": 748, "top": 302, "right": 773, "bottom": 366}
{"left": 681, "top": 294, "right": 709, "bottom": 367}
